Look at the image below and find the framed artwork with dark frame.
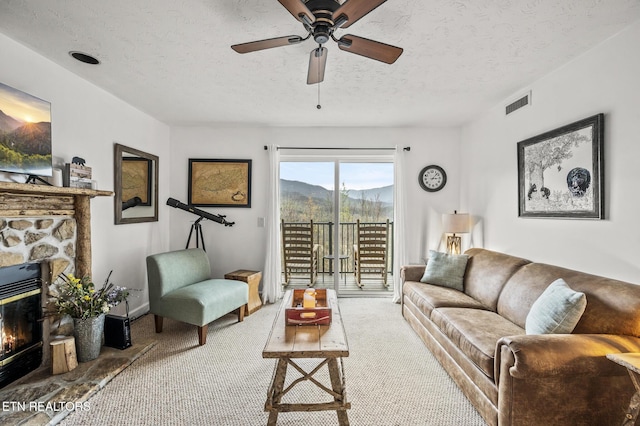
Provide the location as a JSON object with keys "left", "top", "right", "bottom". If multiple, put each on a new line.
{"left": 121, "top": 156, "right": 152, "bottom": 206}
{"left": 188, "top": 159, "right": 252, "bottom": 207}
{"left": 517, "top": 113, "right": 604, "bottom": 219}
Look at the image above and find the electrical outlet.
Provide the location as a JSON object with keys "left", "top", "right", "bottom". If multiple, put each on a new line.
{"left": 258, "top": 217, "right": 265, "bottom": 228}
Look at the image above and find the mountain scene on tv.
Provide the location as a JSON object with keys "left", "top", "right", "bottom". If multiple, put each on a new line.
{"left": 0, "top": 82, "right": 52, "bottom": 176}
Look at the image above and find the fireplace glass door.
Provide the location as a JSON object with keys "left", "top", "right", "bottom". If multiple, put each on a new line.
{"left": 1, "top": 290, "right": 41, "bottom": 361}
{"left": 0, "top": 263, "right": 43, "bottom": 388}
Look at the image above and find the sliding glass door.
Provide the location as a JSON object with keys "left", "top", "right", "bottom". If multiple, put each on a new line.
{"left": 279, "top": 158, "right": 394, "bottom": 295}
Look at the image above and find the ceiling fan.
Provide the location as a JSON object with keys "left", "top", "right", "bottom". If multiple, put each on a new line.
{"left": 231, "top": 0, "right": 403, "bottom": 84}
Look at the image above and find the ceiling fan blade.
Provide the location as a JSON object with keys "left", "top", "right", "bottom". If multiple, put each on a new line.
{"left": 337, "top": 34, "right": 403, "bottom": 64}
{"left": 307, "top": 47, "right": 328, "bottom": 85}
{"left": 278, "top": 0, "right": 315, "bottom": 25}
{"left": 231, "top": 35, "right": 303, "bottom": 53}
{"left": 333, "top": 0, "right": 387, "bottom": 28}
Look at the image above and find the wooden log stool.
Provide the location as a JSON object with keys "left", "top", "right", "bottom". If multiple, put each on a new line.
{"left": 50, "top": 336, "right": 78, "bottom": 374}
{"left": 224, "top": 270, "right": 262, "bottom": 316}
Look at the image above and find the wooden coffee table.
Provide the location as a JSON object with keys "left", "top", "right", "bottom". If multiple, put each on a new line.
{"left": 263, "top": 289, "right": 350, "bottom": 425}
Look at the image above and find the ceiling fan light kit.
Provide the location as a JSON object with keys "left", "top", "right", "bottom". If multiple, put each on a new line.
{"left": 231, "top": 0, "right": 403, "bottom": 85}
{"left": 308, "top": 47, "right": 328, "bottom": 85}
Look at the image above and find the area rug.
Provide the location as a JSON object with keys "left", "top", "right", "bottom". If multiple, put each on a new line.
{"left": 0, "top": 338, "right": 155, "bottom": 426}
{"left": 59, "top": 297, "right": 487, "bottom": 425}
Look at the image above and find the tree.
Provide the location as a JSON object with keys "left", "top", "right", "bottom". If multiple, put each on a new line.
{"left": 339, "top": 182, "right": 352, "bottom": 222}
{"left": 303, "top": 195, "right": 319, "bottom": 221}
{"left": 372, "top": 193, "right": 383, "bottom": 222}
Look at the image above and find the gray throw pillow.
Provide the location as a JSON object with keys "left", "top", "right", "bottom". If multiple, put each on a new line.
{"left": 525, "top": 278, "right": 587, "bottom": 335}
{"left": 420, "top": 250, "right": 469, "bottom": 291}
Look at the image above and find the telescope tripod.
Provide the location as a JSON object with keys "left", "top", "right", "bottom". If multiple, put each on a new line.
{"left": 186, "top": 217, "right": 206, "bottom": 251}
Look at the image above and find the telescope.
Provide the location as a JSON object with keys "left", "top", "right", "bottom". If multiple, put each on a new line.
{"left": 166, "top": 197, "right": 235, "bottom": 227}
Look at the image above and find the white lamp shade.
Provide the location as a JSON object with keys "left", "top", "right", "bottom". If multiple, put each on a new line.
{"left": 442, "top": 213, "right": 470, "bottom": 234}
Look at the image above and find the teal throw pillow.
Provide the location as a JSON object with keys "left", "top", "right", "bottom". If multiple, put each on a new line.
{"left": 420, "top": 250, "right": 469, "bottom": 291}
{"left": 525, "top": 278, "right": 587, "bottom": 335}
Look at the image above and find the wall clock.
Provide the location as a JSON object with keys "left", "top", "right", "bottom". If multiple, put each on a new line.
{"left": 419, "top": 165, "right": 447, "bottom": 192}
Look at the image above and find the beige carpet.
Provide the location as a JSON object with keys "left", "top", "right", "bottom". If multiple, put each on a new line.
{"left": 60, "top": 297, "right": 486, "bottom": 426}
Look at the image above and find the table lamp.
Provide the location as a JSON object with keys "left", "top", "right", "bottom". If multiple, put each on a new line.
{"left": 442, "top": 210, "right": 470, "bottom": 255}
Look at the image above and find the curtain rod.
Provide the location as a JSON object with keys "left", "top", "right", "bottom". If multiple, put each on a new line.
{"left": 263, "top": 146, "right": 410, "bottom": 151}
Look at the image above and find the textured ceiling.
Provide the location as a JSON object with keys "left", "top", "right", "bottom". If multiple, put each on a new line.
{"left": 1, "top": 0, "right": 639, "bottom": 127}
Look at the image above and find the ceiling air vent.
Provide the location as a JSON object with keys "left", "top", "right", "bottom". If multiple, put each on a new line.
{"left": 505, "top": 91, "right": 531, "bottom": 115}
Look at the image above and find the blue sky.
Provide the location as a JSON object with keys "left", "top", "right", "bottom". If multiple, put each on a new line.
{"left": 280, "top": 162, "right": 394, "bottom": 190}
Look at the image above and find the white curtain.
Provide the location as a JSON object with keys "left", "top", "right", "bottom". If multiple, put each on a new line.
{"left": 262, "top": 145, "right": 283, "bottom": 303}
{"left": 392, "top": 147, "right": 407, "bottom": 303}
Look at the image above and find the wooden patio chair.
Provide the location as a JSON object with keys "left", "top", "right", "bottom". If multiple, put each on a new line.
{"left": 353, "top": 219, "right": 389, "bottom": 288}
{"left": 281, "top": 219, "right": 320, "bottom": 286}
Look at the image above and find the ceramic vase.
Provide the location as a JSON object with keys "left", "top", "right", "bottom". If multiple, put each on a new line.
{"left": 73, "top": 313, "right": 105, "bottom": 362}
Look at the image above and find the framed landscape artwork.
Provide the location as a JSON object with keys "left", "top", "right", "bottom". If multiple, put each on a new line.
{"left": 517, "top": 113, "right": 604, "bottom": 219}
{"left": 188, "top": 159, "right": 252, "bottom": 207}
{"left": 0, "top": 81, "right": 53, "bottom": 177}
{"left": 121, "top": 157, "right": 152, "bottom": 205}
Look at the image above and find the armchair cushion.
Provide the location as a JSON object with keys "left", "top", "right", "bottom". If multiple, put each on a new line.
{"left": 156, "top": 279, "right": 249, "bottom": 326}
{"left": 146, "top": 248, "right": 211, "bottom": 302}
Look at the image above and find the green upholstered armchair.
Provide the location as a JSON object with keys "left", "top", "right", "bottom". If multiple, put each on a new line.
{"left": 146, "top": 248, "right": 248, "bottom": 345}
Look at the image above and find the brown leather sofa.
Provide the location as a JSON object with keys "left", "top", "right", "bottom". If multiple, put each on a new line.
{"left": 401, "top": 248, "right": 640, "bottom": 426}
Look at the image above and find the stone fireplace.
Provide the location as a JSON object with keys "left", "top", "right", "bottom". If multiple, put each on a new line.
{"left": 0, "top": 181, "right": 111, "bottom": 387}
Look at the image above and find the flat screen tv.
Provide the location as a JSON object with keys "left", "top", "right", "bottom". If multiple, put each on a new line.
{"left": 0, "top": 81, "right": 52, "bottom": 179}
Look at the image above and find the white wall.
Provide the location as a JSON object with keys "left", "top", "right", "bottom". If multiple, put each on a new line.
{"left": 460, "top": 21, "right": 640, "bottom": 284}
{"left": 0, "top": 33, "right": 171, "bottom": 316}
{"left": 169, "top": 127, "right": 461, "bottom": 278}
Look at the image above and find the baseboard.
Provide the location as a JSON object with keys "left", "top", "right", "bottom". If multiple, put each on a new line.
{"left": 129, "top": 303, "right": 149, "bottom": 320}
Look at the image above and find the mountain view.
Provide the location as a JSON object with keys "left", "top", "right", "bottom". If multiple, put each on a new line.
{"left": 280, "top": 179, "right": 393, "bottom": 223}
{"left": 281, "top": 179, "right": 393, "bottom": 203}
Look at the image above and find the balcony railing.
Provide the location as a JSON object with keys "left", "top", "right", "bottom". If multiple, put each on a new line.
{"left": 283, "top": 221, "right": 394, "bottom": 276}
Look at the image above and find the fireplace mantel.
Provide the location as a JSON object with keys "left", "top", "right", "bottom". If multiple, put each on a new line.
{"left": 0, "top": 181, "right": 112, "bottom": 198}
{"left": 0, "top": 181, "right": 113, "bottom": 278}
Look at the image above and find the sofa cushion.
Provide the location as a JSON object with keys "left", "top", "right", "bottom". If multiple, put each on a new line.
{"left": 420, "top": 250, "right": 469, "bottom": 291}
{"left": 463, "top": 248, "right": 531, "bottom": 311}
{"left": 403, "top": 281, "right": 488, "bottom": 318}
{"left": 525, "top": 279, "right": 586, "bottom": 334}
{"left": 431, "top": 307, "right": 524, "bottom": 379}
{"left": 495, "top": 262, "right": 640, "bottom": 334}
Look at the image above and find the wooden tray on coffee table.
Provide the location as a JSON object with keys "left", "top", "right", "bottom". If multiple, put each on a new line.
{"left": 285, "top": 288, "right": 332, "bottom": 326}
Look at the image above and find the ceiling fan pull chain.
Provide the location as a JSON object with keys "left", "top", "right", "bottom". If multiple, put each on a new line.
{"left": 317, "top": 44, "right": 322, "bottom": 109}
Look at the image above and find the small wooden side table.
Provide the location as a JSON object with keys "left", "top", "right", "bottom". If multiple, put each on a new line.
{"left": 323, "top": 254, "right": 349, "bottom": 285}
{"left": 224, "top": 269, "right": 262, "bottom": 316}
{"left": 607, "top": 353, "right": 640, "bottom": 425}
